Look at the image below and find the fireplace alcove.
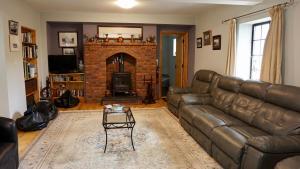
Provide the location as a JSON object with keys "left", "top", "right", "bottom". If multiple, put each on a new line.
{"left": 106, "top": 53, "right": 137, "bottom": 96}
{"left": 84, "top": 43, "right": 157, "bottom": 103}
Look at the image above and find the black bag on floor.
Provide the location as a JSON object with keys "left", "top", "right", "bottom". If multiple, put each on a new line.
{"left": 16, "top": 105, "right": 49, "bottom": 131}
{"left": 36, "top": 100, "right": 58, "bottom": 120}
{"left": 54, "top": 90, "right": 80, "bottom": 108}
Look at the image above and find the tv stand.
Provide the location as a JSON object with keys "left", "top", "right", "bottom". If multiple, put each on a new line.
{"left": 49, "top": 73, "right": 85, "bottom": 100}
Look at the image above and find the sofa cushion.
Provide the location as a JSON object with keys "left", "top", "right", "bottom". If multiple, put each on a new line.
{"left": 230, "top": 93, "right": 264, "bottom": 124}
{"left": 191, "top": 70, "right": 216, "bottom": 94}
{"left": 211, "top": 126, "right": 267, "bottom": 164}
{"left": 168, "top": 94, "right": 182, "bottom": 108}
{"left": 200, "top": 105, "right": 245, "bottom": 126}
{"left": 240, "top": 81, "right": 270, "bottom": 100}
{"left": 265, "top": 85, "right": 300, "bottom": 113}
{"left": 181, "top": 93, "right": 211, "bottom": 105}
{"left": 252, "top": 103, "right": 300, "bottom": 135}
{"left": 192, "top": 105, "right": 245, "bottom": 137}
{"left": 211, "top": 88, "right": 238, "bottom": 113}
{"left": 191, "top": 81, "right": 210, "bottom": 94}
{"left": 217, "top": 76, "right": 243, "bottom": 93}
{"left": 180, "top": 105, "right": 204, "bottom": 123}
{"left": 193, "top": 69, "right": 215, "bottom": 83}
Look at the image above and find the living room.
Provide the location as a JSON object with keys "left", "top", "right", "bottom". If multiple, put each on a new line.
{"left": 0, "top": 0, "right": 300, "bottom": 169}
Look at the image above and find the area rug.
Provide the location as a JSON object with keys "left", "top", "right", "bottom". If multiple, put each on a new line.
{"left": 19, "top": 108, "right": 222, "bottom": 169}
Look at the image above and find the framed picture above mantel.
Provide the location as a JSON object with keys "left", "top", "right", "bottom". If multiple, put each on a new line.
{"left": 98, "top": 26, "right": 143, "bottom": 40}
{"left": 58, "top": 32, "right": 78, "bottom": 47}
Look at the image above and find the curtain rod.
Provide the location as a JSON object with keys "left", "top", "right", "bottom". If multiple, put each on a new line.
{"left": 222, "top": 0, "right": 294, "bottom": 23}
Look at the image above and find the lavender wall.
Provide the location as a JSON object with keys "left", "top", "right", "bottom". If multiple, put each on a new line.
{"left": 47, "top": 22, "right": 84, "bottom": 60}
{"left": 82, "top": 23, "right": 157, "bottom": 41}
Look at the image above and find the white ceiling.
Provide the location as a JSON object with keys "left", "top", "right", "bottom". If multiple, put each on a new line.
{"left": 24, "top": 0, "right": 264, "bottom": 15}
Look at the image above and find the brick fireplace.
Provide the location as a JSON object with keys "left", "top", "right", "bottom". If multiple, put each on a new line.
{"left": 84, "top": 43, "right": 157, "bottom": 103}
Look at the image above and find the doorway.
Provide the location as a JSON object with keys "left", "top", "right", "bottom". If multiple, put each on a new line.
{"left": 160, "top": 32, "right": 189, "bottom": 98}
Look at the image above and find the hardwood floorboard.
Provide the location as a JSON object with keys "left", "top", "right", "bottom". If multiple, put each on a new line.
{"left": 18, "top": 99, "right": 167, "bottom": 157}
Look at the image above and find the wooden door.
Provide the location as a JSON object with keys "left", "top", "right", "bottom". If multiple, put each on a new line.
{"left": 175, "top": 35, "right": 184, "bottom": 87}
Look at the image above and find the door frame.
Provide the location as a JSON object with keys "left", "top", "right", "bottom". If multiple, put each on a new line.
{"left": 159, "top": 31, "right": 189, "bottom": 98}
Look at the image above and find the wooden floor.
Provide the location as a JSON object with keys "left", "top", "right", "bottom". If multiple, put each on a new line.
{"left": 18, "top": 99, "right": 167, "bottom": 158}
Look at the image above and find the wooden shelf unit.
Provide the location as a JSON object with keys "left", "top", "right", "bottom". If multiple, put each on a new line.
{"left": 49, "top": 73, "right": 85, "bottom": 99}
{"left": 22, "top": 26, "right": 39, "bottom": 105}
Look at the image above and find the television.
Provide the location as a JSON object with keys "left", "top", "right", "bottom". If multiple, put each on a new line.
{"left": 48, "top": 55, "right": 78, "bottom": 73}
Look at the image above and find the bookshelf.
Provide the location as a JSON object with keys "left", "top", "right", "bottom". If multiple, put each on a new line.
{"left": 22, "top": 26, "right": 39, "bottom": 105}
{"left": 49, "top": 73, "right": 85, "bottom": 99}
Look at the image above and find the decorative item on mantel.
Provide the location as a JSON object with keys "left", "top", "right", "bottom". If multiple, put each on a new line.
{"left": 105, "top": 34, "right": 109, "bottom": 42}
{"left": 117, "top": 36, "right": 124, "bottom": 43}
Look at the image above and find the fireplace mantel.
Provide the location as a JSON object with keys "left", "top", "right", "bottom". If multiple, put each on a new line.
{"left": 84, "top": 42, "right": 157, "bottom": 103}
{"left": 84, "top": 42, "right": 157, "bottom": 46}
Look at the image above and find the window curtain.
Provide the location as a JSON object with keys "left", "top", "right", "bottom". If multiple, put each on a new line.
{"left": 260, "top": 6, "right": 284, "bottom": 84}
{"left": 225, "top": 19, "right": 237, "bottom": 76}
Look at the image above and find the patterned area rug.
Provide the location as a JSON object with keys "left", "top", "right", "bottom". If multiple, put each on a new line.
{"left": 20, "top": 108, "right": 222, "bottom": 169}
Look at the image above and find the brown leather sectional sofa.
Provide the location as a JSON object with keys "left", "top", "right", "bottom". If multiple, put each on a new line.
{"left": 167, "top": 70, "right": 300, "bottom": 169}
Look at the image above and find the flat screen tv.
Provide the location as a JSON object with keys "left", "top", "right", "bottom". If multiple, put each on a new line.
{"left": 48, "top": 55, "right": 77, "bottom": 73}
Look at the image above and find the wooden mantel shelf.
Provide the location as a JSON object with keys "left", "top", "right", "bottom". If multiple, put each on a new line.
{"left": 84, "top": 42, "right": 157, "bottom": 46}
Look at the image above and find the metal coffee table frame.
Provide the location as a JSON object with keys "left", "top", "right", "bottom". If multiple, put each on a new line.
{"left": 102, "top": 107, "right": 136, "bottom": 153}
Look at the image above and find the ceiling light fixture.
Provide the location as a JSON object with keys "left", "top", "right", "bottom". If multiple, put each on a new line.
{"left": 115, "top": 0, "right": 137, "bottom": 9}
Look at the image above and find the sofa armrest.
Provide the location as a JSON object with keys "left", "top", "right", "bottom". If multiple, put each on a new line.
{"left": 168, "top": 86, "right": 192, "bottom": 95}
{"left": 0, "top": 117, "right": 18, "bottom": 143}
{"left": 247, "top": 135, "right": 300, "bottom": 154}
{"left": 181, "top": 94, "right": 212, "bottom": 105}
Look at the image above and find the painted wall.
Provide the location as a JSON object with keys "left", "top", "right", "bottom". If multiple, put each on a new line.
{"left": 194, "top": 0, "right": 300, "bottom": 86}
{"left": 0, "top": 0, "right": 42, "bottom": 118}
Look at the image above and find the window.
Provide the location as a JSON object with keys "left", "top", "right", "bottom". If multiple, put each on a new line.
{"left": 250, "top": 21, "right": 270, "bottom": 80}
{"left": 173, "top": 38, "right": 176, "bottom": 56}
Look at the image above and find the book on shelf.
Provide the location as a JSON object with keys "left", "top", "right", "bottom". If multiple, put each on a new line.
{"left": 23, "top": 45, "right": 38, "bottom": 59}
{"left": 22, "top": 32, "right": 33, "bottom": 43}
{"left": 23, "top": 62, "right": 37, "bottom": 80}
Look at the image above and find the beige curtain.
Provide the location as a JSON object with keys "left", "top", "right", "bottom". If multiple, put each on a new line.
{"left": 225, "top": 19, "right": 237, "bottom": 76}
{"left": 260, "top": 6, "right": 284, "bottom": 84}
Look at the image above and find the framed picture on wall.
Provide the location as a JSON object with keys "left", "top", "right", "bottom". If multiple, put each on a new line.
{"left": 197, "top": 38, "right": 202, "bottom": 48}
{"left": 98, "top": 26, "right": 143, "bottom": 39}
{"left": 203, "top": 30, "right": 212, "bottom": 46}
{"left": 58, "top": 32, "right": 78, "bottom": 47}
{"left": 9, "top": 20, "right": 19, "bottom": 35}
{"left": 62, "top": 48, "right": 75, "bottom": 55}
{"left": 213, "top": 35, "right": 221, "bottom": 50}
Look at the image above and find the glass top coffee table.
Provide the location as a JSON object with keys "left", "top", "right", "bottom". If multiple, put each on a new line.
{"left": 102, "top": 104, "right": 136, "bottom": 153}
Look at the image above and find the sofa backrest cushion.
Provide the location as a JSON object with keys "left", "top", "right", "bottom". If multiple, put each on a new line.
{"left": 252, "top": 103, "right": 300, "bottom": 135}
{"left": 217, "top": 76, "right": 243, "bottom": 93}
{"left": 265, "top": 85, "right": 300, "bottom": 112}
{"left": 252, "top": 85, "right": 300, "bottom": 135}
{"left": 229, "top": 81, "right": 270, "bottom": 124}
{"left": 240, "top": 81, "right": 271, "bottom": 100}
{"left": 191, "top": 70, "right": 216, "bottom": 94}
{"left": 211, "top": 76, "right": 243, "bottom": 113}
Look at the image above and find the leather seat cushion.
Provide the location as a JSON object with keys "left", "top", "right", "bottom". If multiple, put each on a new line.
{"left": 181, "top": 93, "right": 211, "bottom": 105}
{"left": 211, "top": 126, "right": 247, "bottom": 163}
{"left": 168, "top": 94, "right": 182, "bottom": 108}
{"left": 192, "top": 105, "right": 244, "bottom": 138}
{"left": 200, "top": 105, "right": 245, "bottom": 126}
{"left": 211, "top": 126, "right": 268, "bottom": 163}
{"left": 181, "top": 105, "right": 204, "bottom": 123}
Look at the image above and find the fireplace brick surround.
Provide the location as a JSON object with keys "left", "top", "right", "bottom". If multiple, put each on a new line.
{"left": 84, "top": 43, "right": 157, "bottom": 103}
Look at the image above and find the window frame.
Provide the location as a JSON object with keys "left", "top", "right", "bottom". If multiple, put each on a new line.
{"left": 250, "top": 21, "right": 271, "bottom": 79}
